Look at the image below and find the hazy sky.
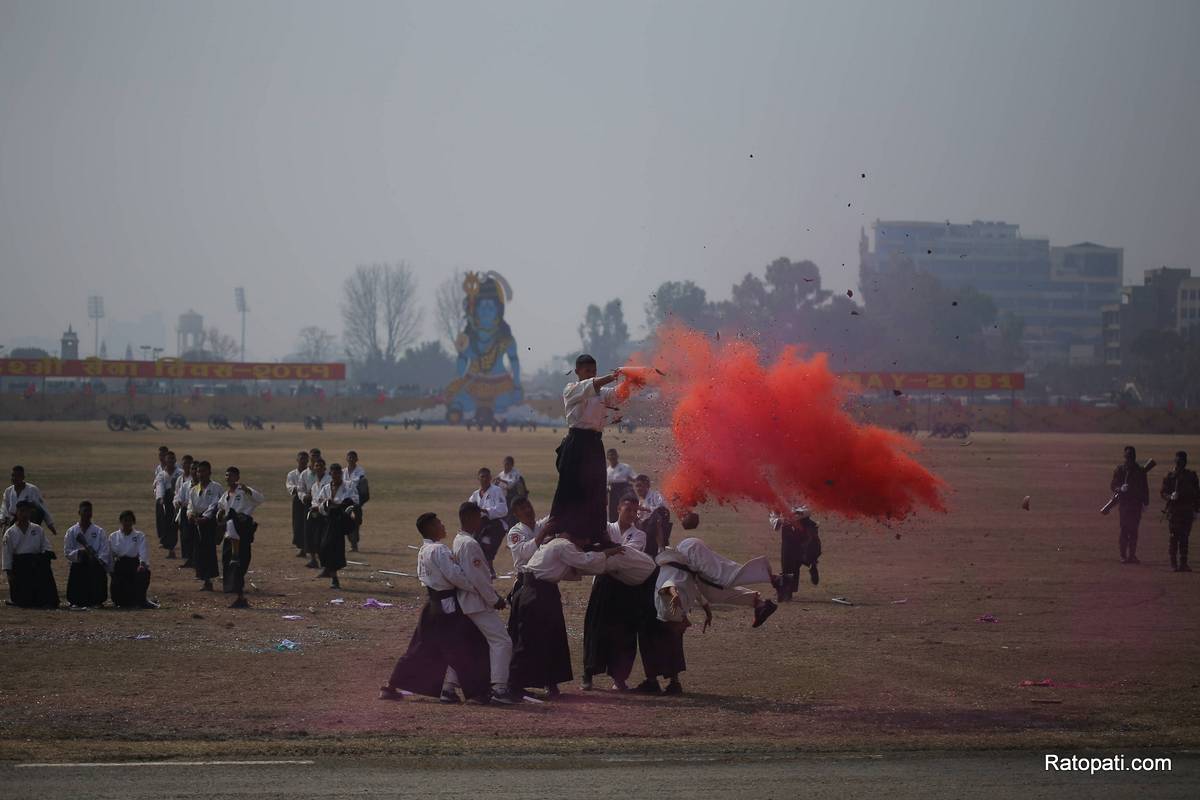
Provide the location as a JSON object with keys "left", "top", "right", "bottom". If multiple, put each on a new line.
{"left": 2, "top": 0, "right": 1198, "bottom": 368}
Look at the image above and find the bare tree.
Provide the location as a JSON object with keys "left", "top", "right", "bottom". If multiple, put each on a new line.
{"left": 296, "top": 326, "right": 337, "bottom": 362}
{"left": 186, "top": 326, "right": 239, "bottom": 361}
{"left": 341, "top": 262, "right": 423, "bottom": 367}
{"left": 435, "top": 270, "right": 466, "bottom": 349}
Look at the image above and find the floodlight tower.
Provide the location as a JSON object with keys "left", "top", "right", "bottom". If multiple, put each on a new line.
{"left": 234, "top": 287, "right": 247, "bottom": 362}
{"left": 87, "top": 296, "right": 105, "bottom": 357}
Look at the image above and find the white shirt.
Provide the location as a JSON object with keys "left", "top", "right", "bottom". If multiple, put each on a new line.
{"left": 64, "top": 522, "right": 111, "bottom": 569}
{"left": 564, "top": 377, "right": 617, "bottom": 431}
{"left": 607, "top": 462, "right": 636, "bottom": 486}
{"left": 2, "top": 483, "right": 54, "bottom": 527}
{"left": 109, "top": 528, "right": 150, "bottom": 566}
{"left": 299, "top": 470, "right": 329, "bottom": 504}
{"left": 173, "top": 475, "right": 194, "bottom": 509}
{"left": 154, "top": 467, "right": 183, "bottom": 501}
{"left": 188, "top": 481, "right": 225, "bottom": 520}
{"left": 314, "top": 481, "right": 358, "bottom": 514}
{"left": 606, "top": 521, "right": 647, "bottom": 552}
{"left": 345, "top": 465, "right": 366, "bottom": 487}
{"left": 522, "top": 537, "right": 608, "bottom": 583}
{"left": 417, "top": 538, "right": 476, "bottom": 614}
{"left": 450, "top": 531, "right": 501, "bottom": 614}
{"left": 218, "top": 485, "right": 265, "bottom": 517}
{"left": 469, "top": 485, "right": 509, "bottom": 521}
{"left": 636, "top": 489, "right": 665, "bottom": 522}
{"left": 495, "top": 468, "right": 523, "bottom": 490}
{"left": 2, "top": 523, "right": 53, "bottom": 570}
{"left": 285, "top": 468, "right": 305, "bottom": 497}
{"left": 506, "top": 515, "right": 550, "bottom": 571}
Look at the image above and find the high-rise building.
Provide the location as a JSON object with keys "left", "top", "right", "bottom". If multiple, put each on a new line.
{"left": 859, "top": 220, "right": 1122, "bottom": 365}
{"left": 1174, "top": 277, "right": 1200, "bottom": 335}
{"left": 1100, "top": 267, "right": 1191, "bottom": 365}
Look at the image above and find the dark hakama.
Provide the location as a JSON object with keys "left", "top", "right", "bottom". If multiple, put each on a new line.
{"left": 386, "top": 588, "right": 490, "bottom": 700}
{"left": 319, "top": 505, "right": 353, "bottom": 572}
{"left": 607, "top": 481, "right": 632, "bottom": 523}
{"left": 177, "top": 508, "right": 195, "bottom": 563}
{"left": 7, "top": 552, "right": 60, "bottom": 608}
{"left": 66, "top": 555, "right": 108, "bottom": 607}
{"left": 638, "top": 619, "right": 687, "bottom": 679}
{"left": 304, "top": 511, "right": 326, "bottom": 556}
{"left": 550, "top": 427, "right": 607, "bottom": 543}
{"left": 156, "top": 493, "right": 177, "bottom": 551}
{"left": 193, "top": 518, "right": 220, "bottom": 581}
{"left": 291, "top": 495, "right": 307, "bottom": 550}
{"left": 110, "top": 556, "right": 150, "bottom": 608}
{"left": 221, "top": 514, "right": 256, "bottom": 594}
{"left": 583, "top": 574, "right": 643, "bottom": 683}
{"left": 507, "top": 576, "right": 573, "bottom": 689}
{"left": 779, "top": 521, "right": 821, "bottom": 600}
{"left": 476, "top": 519, "right": 506, "bottom": 572}
{"left": 641, "top": 507, "right": 672, "bottom": 558}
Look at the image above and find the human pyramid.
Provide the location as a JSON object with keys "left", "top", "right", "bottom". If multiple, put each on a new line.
{"left": 379, "top": 354, "right": 782, "bottom": 706}
{"left": 2, "top": 354, "right": 789, "bottom": 707}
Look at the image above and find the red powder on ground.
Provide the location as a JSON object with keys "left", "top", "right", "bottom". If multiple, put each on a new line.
{"left": 620, "top": 325, "right": 945, "bottom": 521}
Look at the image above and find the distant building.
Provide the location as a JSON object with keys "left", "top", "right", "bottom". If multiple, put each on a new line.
{"left": 60, "top": 326, "right": 79, "bottom": 360}
{"left": 1100, "top": 267, "right": 1191, "bottom": 365}
{"left": 177, "top": 310, "right": 204, "bottom": 356}
{"left": 1176, "top": 276, "right": 1200, "bottom": 335}
{"left": 859, "top": 220, "right": 1122, "bottom": 365}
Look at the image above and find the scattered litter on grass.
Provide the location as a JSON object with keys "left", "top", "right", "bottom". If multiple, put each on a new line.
{"left": 273, "top": 639, "right": 300, "bottom": 652}
{"left": 282, "top": 615, "right": 304, "bottom": 620}
{"left": 329, "top": 598, "right": 345, "bottom": 605}
{"left": 522, "top": 695, "right": 546, "bottom": 704}
{"left": 1030, "top": 698, "right": 1063, "bottom": 704}
{"left": 1019, "top": 678, "right": 1055, "bottom": 687}
{"left": 250, "top": 582, "right": 260, "bottom": 591}
{"left": 132, "top": 634, "right": 152, "bottom": 640}
{"left": 831, "top": 597, "right": 853, "bottom": 606}
{"left": 362, "top": 598, "right": 394, "bottom": 609}
{"left": 347, "top": 560, "right": 369, "bottom": 566}
{"left": 67, "top": 605, "right": 92, "bottom": 611}
{"left": 891, "top": 598, "right": 908, "bottom": 604}
{"left": 379, "top": 570, "right": 413, "bottom": 578}
{"left": 406, "top": 545, "right": 420, "bottom": 551}
{"left": 977, "top": 613, "right": 999, "bottom": 623}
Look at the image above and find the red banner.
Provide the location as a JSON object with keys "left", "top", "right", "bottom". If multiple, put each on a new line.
{"left": 0, "top": 358, "right": 346, "bottom": 382}
{"left": 839, "top": 372, "right": 1025, "bottom": 391}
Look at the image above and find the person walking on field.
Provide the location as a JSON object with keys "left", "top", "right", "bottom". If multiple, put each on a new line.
{"left": 1111, "top": 445, "right": 1150, "bottom": 564}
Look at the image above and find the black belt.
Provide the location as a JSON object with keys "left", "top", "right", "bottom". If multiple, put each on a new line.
{"left": 426, "top": 587, "right": 457, "bottom": 600}
{"left": 567, "top": 428, "right": 603, "bottom": 438}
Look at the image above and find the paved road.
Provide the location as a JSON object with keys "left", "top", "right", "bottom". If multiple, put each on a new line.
{"left": 4, "top": 751, "right": 1197, "bottom": 799}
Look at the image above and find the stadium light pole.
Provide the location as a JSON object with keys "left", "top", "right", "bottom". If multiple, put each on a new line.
{"left": 87, "top": 295, "right": 105, "bottom": 357}
{"left": 234, "top": 287, "right": 247, "bottom": 362}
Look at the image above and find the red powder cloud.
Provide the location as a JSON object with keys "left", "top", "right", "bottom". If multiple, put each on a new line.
{"left": 619, "top": 325, "right": 945, "bottom": 521}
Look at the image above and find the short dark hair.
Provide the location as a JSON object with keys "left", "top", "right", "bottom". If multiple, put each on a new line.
{"left": 329, "top": 463, "right": 342, "bottom": 472}
{"left": 680, "top": 512, "right": 700, "bottom": 530}
{"left": 1124, "top": 446, "right": 1136, "bottom": 458}
{"left": 576, "top": 353, "right": 597, "bottom": 367}
{"left": 197, "top": 460, "right": 211, "bottom": 470}
{"left": 297, "top": 451, "right": 308, "bottom": 459}
{"left": 309, "top": 448, "right": 321, "bottom": 456}
{"left": 459, "top": 501, "right": 482, "bottom": 523}
{"left": 181, "top": 454, "right": 193, "bottom": 462}
{"left": 166, "top": 450, "right": 176, "bottom": 458}
{"left": 15, "top": 500, "right": 33, "bottom": 511}
{"left": 12, "top": 465, "right": 25, "bottom": 474}
{"left": 78, "top": 500, "right": 92, "bottom": 511}
{"left": 619, "top": 493, "right": 638, "bottom": 506}
{"left": 158, "top": 446, "right": 169, "bottom": 454}
{"left": 119, "top": 509, "right": 136, "bottom": 523}
{"left": 478, "top": 466, "right": 491, "bottom": 475}
{"left": 226, "top": 466, "right": 240, "bottom": 476}
{"left": 347, "top": 450, "right": 358, "bottom": 458}
{"left": 635, "top": 474, "right": 650, "bottom": 483}
{"left": 511, "top": 496, "right": 532, "bottom": 512}
{"left": 607, "top": 448, "right": 619, "bottom": 456}
{"left": 416, "top": 512, "right": 439, "bottom": 537}
{"left": 504, "top": 455, "right": 514, "bottom": 463}
{"left": 1177, "top": 451, "right": 1189, "bottom": 463}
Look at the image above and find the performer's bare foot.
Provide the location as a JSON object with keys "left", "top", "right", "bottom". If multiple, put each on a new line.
{"left": 664, "top": 678, "right": 684, "bottom": 695}
{"left": 379, "top": 685, "right": 405, "bottom": 702}
{"left": 199, "top": 580, "right": 213, "bottom": 592}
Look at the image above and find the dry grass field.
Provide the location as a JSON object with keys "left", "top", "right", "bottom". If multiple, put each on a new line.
{"left": 1, "top": 421, "right": 1198, "bottom": 761}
